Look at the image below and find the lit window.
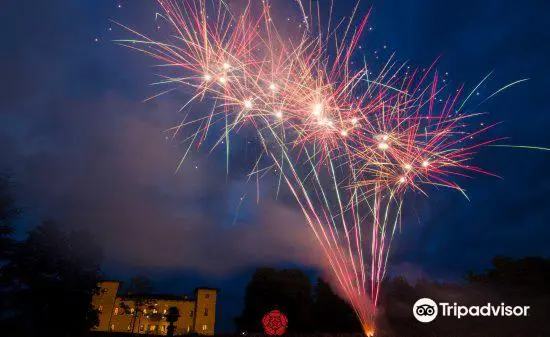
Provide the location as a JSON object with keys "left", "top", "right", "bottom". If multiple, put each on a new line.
{"left": 187, "top": 325, "right": 191, "bottom": 332}
{"left": 143, "top": 309, "right": 147, "bottom": 314}
{"left": 152, "top": 309, "right": 158, "bottom": 314}
{"left": 204, "top": 308, "right": 209, "bottom": 316}
{"left": 130, "top": 308, "right": 135, "bottom": 313}
{"left": 98, "top": 305, "right": 103, "bottom": 312}
{"left": 114, "top": 307, "right": 119, "bottom": 315}
{"left": 202, "top": 324, "right": 208, "bottom": 331}
{"left": 110, "top": 324, "right": 115, "bottom": 331}
{"left": 127, "top": 325, "right": 131, "bottom": 331}
{"left": 163, "top": 309, "right": 167, "bottom": 314}
{"left": 140, "top": 325, "right": 145, "bottom": 332}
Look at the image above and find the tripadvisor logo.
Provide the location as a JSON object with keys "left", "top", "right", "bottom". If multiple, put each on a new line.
{"left": 413, "top": 298, "right": 438, "bottom": 322}
{"left": 413, "top": 298, "right": 530, "bottom": 323}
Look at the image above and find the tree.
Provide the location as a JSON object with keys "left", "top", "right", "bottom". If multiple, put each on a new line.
{"left": 166, "top": 306, "right": 180, "bottom": 337}
{"left": 465, "top": 256, "right": 550, "bottom": 335}
{"left": 467, "top": 255, "right": 550, "bottom": 295}
{"left": 235, "top": 268, "right": 315, "bottom": 333}
{"left": 118, "top": 296, "right": 157, "bottom": 334}
{"left": 0, "top": 175, "right": 20, "bottom": 260}
{"left": 0, "top": 220, "right": 102, "bottom": 337}
{"left": 0, "top": 175, "right": 20, "bottom": 333}
{"left": 313, "top": 277, "right": 362, "bottom": 333}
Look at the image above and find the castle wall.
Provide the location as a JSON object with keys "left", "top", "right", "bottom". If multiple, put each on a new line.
{"left": 92, "top": 281, "right": 217, "bottom": 335}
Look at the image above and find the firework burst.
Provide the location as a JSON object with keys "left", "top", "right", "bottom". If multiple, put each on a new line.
{"left": 116, "top": 0, "right": 522, "bottom": 334}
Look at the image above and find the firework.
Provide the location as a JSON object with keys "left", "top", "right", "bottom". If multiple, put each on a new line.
{"left": 117, "top": 0, "right": 514, "bottom": 334}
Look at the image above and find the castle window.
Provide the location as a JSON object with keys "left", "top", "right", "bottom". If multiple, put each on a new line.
{"left": 98, "top": 305, "right": 103, "bottom": 312}
{"left": 204, "top": 308, "right": 209, "bottom": 316}
{"left": 114, "top": 307, "right": 119, "bottom": 315}
{"left": 140, "top": 325, "right": 145, "bottom": 332}
{"left": 110, "top": 324, "right": 115, "bottom": 331}
{"left": 189, "top": 310, "right": 194, "bottom": 317}
{"left": 202, "top": 324, "right": 208, "bottom": 331}
{"left": 205, "top": 294, "right": 210, "bottom": 299}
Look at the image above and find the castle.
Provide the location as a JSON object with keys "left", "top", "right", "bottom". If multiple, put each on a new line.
{"left": 92, "top": 281, "right": 218, "bottom": 335}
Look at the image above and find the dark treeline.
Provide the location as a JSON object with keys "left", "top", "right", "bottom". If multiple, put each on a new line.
{"left": 235, "top": 260, "right": 550, "bottom": 336}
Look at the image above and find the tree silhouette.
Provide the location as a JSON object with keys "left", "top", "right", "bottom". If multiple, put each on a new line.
{"left": 237, "top": 260, "right": 550, "bottom": 336}
{"left": 235, "top": 268, "right": 315, "bottom": 333}
{"left": 119, "top": 297, "right": 157, "bottom": 334}
{"left": 465, "top": 256, "right": 550, "bottom": 336}
{"left": 0, "top": 175, "right": 19, "bottom": 260}
{"left": 166, "top": 306, "right": 180, "bottom": 337}
{"left": 0, "top": 220, "right": 102, "bottom": 337}
{"left": 467, "top": 255, "right": 550, "bottom": 294}
{"left": 313, "top": 277, "right": 362, "bottom": 332}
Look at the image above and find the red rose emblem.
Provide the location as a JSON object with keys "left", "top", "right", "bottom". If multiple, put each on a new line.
{"left": 262, "top": 310, "right": 288, "bottom": 336}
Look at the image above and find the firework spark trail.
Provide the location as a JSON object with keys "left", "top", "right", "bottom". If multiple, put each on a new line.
{"left": 117, "top": 0, "right": 523, "bottom": 334}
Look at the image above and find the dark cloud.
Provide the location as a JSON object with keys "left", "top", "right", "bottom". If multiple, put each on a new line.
{"left": 0, "top": 89, "right": 324, "bottom": 275}
{"left": 0, "top": 0, "right": 323, "bottom": 277}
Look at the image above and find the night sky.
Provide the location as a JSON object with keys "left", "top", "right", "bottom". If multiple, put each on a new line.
{"left": 1, "top": 0, "right": 550, "bottom": 333}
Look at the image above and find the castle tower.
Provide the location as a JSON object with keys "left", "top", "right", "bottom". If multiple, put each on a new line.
{"left": 193, "top": 288, "right": 218, "bottom": 335}
{"left": 92, "top": 281, "right": 121, "bottom": 331}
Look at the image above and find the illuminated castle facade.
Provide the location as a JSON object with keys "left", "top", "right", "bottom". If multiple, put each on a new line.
{"left": 92, "top": 281, "right": 218, "bottom": 335}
